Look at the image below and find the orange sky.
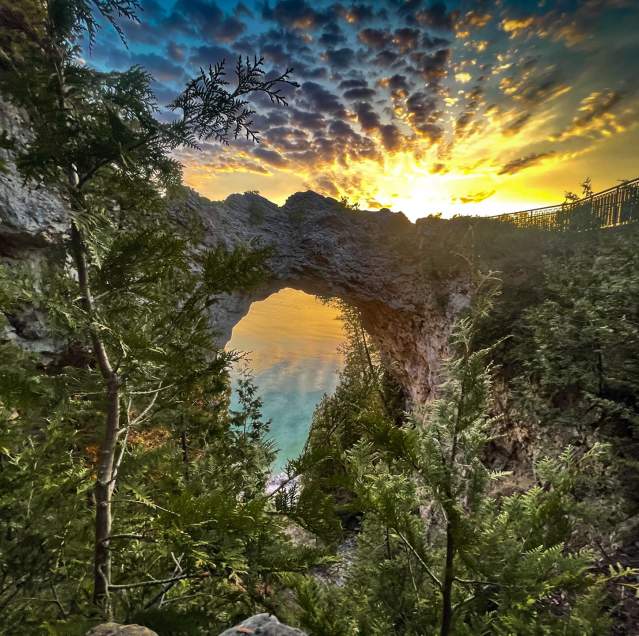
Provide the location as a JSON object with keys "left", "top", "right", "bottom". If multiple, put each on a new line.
{"left": 93, "top": 0, "right": 639, "bottom": 222}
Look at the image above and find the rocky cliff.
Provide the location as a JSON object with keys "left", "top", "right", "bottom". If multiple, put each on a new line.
{"left": 0, "top": 98, "right": 470, "bottom": 401}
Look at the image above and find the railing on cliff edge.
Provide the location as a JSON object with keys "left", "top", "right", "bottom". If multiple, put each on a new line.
{"left": 489, "top": 177, "right": 639, "bottom": 230}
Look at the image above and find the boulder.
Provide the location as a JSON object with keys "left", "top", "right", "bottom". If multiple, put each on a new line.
{"left": 86, "top": 623, "right": 158, "bottom": 636}
{"left": 219, "top": 613, "right": 307, "bottom": 635}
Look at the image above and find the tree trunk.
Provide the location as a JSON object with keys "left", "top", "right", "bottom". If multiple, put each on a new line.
{"left": 440, "top": 522, "right": 455, "bottom": 636}
{"left": 52, "top": 35, "right": 121, "bottom": 614}
{"left": 93, "top": 375, "right": 120, "bottom": 608}
{"left": 70, "top": 223, "right": 120, "bottom": 611}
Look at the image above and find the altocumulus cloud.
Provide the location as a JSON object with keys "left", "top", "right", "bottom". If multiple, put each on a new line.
{"left": 81, "top": 0, "right": 639, "bottom": 211}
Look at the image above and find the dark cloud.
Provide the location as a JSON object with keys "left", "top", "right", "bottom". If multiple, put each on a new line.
{"left": 339, "top": 78, "right": 368, "bottom": 90}
{"left": 253, "top": 147, "right": 287, "bottom": 167}
{"left": 166, "top": 42, "right": 185, "bottom": 63}
{"left": 379, "top": 123, "right": 402, "bottom": 150}
{"left": 329, "top": 119, "right": 357, "bottom": 137}
{"left": 415, "top": 2, "right": 455, "bottom": 30}
{"left": 325, "top": 47, "right": 356, "bottom": 67}
{"left": 339, "top": 78, "right": 376, "bottom": 99}
{"left": 260, "top": 0, "right": 330, "bottom": 29}
{"left": 343, "top": 86, "right": 376, "bottom": 100}
{"left": 236, "top": 28, "right": 313, "bottom": 64}
{"left": 393, "top": 28, "right": 421, "bottom": 53}
{"left": 168, "top": 0, "right": 247, "bottom": 42}
{"left": 187, "top": 44, "right": 234, "bottom": 68}
{"left": 299, "top": 81, "right": 347, "bottom": 117}
{"left": 354, "top": 101, "right": 381, "bottom": 130}
{"left": 373, "top": 49, "right": 401, "bottom": 67}
{"left": 502, "top": 112, "right": 531, "bottom": 136}
{"left": 358, "top": 28, "right": 392, "bottom": 50}
{"left": 498, "top": 152, "right": 555, "bottom": 175}
{"left": 340, "top": 3, "right": 383, "bottom": 23}
{"left": 406, "top": 91, "right": 442, "bottom": 141}
{"left": 289, "top": 107, "right": 327, "bottom": 131}
{"left": 410, "top": 48, "right": 450, "bottom": 83}
{"left": 379, "top": 73, "right": 412, "bottom": 95}
{"left": 264, "top": 126, "right": 309, "bottom": 151}
{"left": 135, "top": 53, "right": 185, "bottom": 84}
{"left": 455, "top": 110, "right": 474, "bottom": 137}
{"left": 319, "top": 23, "right": 347, "bottom": 47}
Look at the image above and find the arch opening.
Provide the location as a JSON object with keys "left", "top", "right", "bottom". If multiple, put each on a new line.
{"left": 226, "top": 287, "right": 346, "bottom": 471}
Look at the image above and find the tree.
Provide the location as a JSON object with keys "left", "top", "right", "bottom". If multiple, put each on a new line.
{"left": 285, "top": 301, "right": 402, "bottom": 542}
{"left": 0, "top": 0, "right": 296, "bottom": 613}
{"left": 291, "top": 287, "right": 615, "bottom": 635}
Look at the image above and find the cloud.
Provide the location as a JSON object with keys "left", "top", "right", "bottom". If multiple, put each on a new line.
{"left": 319, "top": 23, "right": 347, "bottom": 47}
{"left": 358, "top": 28, "right": 392, "bottom": 50}
{"left": 260, "top": 0, "right": 330, "bottom": 29}
{"left": 378, "top": 73, "right": 412, "bottom": 96}
{"left": 410, "top": 48, "right": 450, "bottom": 84}
{"left": 166, "top": 42, "right": 185, "bottom": 62}
{"left": 459, "top": 189, "right": 495, "bottom": 204}
{"left": 253, "top": 147, "right": 288, "bottom": 166}
{"left": 379, "top": 123, "right": 402, "bottom": 151}
{"left": 324, "top": 47, "right": 356, "bottom": 67}
{"left": 298, "top": 82, "right": 347, "bottom": 118}
{"left": 393, "top": 27, "right": 421, "bottom": 52}
{"left": 414, "top": 1, "right": 455, "bottom": 30}
{"left": 289, "top": 107, "right": 327, "bottom": 131}
{"left": 188, "top": 44, "right": 234, "bottom": 68}
{"left": 354, "top": 101, "right": 381, "bottom": 130}
{"left": 502, "top": 112, "right": 531, "bottom": 136}
{"left": 551, "top": 90, "right": 626, "bottom": 142}
{"left": 405, "top": 91, "right": 442, "bottom": 141}
{"left": 501, "top": 16, "right": 537, "bottom": 37}
{"left": 498, "top": 152, "right": 555, "bottom": 175}
{"left": 343, "top": 86, "right": 376, "bottom": 100}
{"left": 169, "top": 0, "right": 247, "bottom": 42}
{"left": 373, "top": 49, "right": 401, "bottom": 67}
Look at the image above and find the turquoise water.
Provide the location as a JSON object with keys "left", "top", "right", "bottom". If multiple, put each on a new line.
{"left": 227, "top": 288, "right": 346, "bottom": 471}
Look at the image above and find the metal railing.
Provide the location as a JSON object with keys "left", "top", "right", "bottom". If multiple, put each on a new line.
{"left": 490, "top": 177, "right": 639, "bottom": 230}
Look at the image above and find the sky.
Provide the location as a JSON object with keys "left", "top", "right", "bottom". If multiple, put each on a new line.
{"left": 227, "top": 288, "right": 345, "bottom": 470}
{"left": 86, "top": 0, "right": 639, "bottom": 220}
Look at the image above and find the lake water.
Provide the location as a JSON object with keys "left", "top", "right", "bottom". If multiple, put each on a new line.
{"left": 227, "top": 288, "right": 346, "bottom": 471}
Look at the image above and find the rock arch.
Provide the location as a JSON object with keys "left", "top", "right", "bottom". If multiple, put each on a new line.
{"left": 0, "top": 92, "right": 470, "bottom": 401}
{"left": 181, "top": 189, "right": 471, "bottom": 402}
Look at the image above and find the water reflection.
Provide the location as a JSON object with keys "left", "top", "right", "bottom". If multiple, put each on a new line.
{"left": 227, "top": 288, "right": 346, "bottom": 471}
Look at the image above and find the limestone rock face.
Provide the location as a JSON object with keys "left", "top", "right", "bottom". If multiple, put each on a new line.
{"left": 0, "top": 99, "right": 69, "bottom": 355}
{"left": 0, "top": 98, "right": 68, "bottom": 251}
{"left": 174, "top": 188, "right": 470, "bottom": 401}
{"left": 1, "top": 97, "right": 469, "bottom": 400}
{"left": 219, "top": 613, "right": 307, "bottom": 635}
{"left": 86, "top": 623, "right": 158, "bottom": 636}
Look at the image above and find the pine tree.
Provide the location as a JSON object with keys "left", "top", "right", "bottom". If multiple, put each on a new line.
{"left": 295, "top": 285, "right": 616, "bottom": 635}
{"left": 1, "top": 0, "right": 296, "bottom": 615}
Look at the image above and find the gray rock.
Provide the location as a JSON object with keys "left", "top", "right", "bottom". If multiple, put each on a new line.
{"left": 1, "top": 100, "right": 470, "bottom": 401}
{"left": 171, "top": 188, "right": 470, "bottom": 402}
{"left": 219, "top": 613, "right": 307, "bottom": 635}
{"left": 86, "top": 623, "right": 158, "bottom": 636}
{"left": 0, "top": 98, "right": 69, "bottom": 250}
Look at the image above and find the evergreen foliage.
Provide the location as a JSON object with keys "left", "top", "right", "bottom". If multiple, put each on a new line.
{"left": 0, "top": 0, "right": 307, "bottom": 630}
{"left": 291, "top": 281, "right": 634, "bottom": 635}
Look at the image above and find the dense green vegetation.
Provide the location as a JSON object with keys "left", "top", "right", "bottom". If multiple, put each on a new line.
{"left": 0, "top": 0, "right": 312, "bottom": 631}
{"left": 290, "top": 230, "right": 639, "bottom": 635}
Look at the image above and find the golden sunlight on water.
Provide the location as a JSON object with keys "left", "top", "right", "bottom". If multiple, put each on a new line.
{"left": 227, "top": 288, "right": 346, "bottom": 471}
